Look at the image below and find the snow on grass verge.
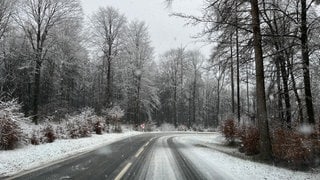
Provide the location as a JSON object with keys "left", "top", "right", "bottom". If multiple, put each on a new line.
{"left": 0, "top": 129, "right": 142, "bottom": 177}
{"left": 177, "top": 133, "right": 320, "bottom": 180}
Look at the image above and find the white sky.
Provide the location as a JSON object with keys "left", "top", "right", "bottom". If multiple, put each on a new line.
{"left": 80, "top": 0, "right": 211, "bottom": 59}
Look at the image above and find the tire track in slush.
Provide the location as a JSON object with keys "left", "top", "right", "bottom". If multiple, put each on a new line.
{"left": 119, "top": 137, "right": 156, "bottom": 180}
{"left": 123, "top": 135, "right": 205, "bottom": 180}
{"left": 167, "top": 136, "right": 206, "bottom": 180}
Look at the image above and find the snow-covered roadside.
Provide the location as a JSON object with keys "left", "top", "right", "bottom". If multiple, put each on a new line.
{"left": 0, "top": 130, "right": 142, "bottom": 177}
{"left": 176, "top": 134, "right": 320, "bottom": 180}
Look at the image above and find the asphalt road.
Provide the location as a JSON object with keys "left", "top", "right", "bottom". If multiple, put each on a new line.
{"left": 6, "top": 132, "right": 230, "bottom": 180}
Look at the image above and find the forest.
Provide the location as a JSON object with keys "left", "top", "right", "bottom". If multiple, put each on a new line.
{"left": 0, "top": 0, "right": 320, "bottom": 164}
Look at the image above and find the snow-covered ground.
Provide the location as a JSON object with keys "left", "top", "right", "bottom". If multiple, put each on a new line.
{"left": 0, "top": 129, "right": 141, "bottom": 177}
{"left": 176, "top": 133, "right": 320, "bottom": 180}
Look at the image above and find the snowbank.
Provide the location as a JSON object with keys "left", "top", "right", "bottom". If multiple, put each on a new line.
{"left": 0, "top": 129, "right": 141, "bottom": 177}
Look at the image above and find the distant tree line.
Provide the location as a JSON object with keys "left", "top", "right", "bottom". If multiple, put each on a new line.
{"left": 0, "top": 0, "right": 159, "bottom": 126}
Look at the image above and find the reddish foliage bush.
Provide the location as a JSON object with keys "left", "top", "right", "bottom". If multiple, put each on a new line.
{"left": 0, "top": 116, "right": 22, "bottom": 150}
{"left": 94, "top": 121, "right": 103, "bottom": 135}
{"left": 43, "top": 125, "right": 56, "bottom": 143}
{"left": 221, "top": 119, "right": 237, "bottom": 144}
{"left": 240, "top": 126, "right": 260, "bottom": 155}
{"left": 310, "top": 124, "right": 320, "bottom": 156}
{"left": 30, "top": 133, "right": 40, "bottom": 145}
{"left": 272, "top": 128, "right": 312, "bottom": 167}
{"left": 0, "top": 100, "right": 25, "bottom": 150}
{"left": 314, "top": 139, "right": 320, "bottom": 157}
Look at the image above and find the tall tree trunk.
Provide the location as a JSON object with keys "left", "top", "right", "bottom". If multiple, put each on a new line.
{"left": 32, "top": 4, "right": 42, "bottom": 125}
{"left": 136, "top": 77, "right": 141, "bottom": 126}
{"left": 217, "top": 76, "right": 220, "bottom": 127}
{"left": 205, "top": 88, "right": 210, "bottom": 128}
{"left": 250, "top": 0, "right": 273, "bottom": 160}
{"left": 287, "top": 54, "right": 304, "bottom": 123}
{"left": 173, "top": 83, "right": 178, "bottom": 127}
{"left": 230, "top": 35, "right": 235, "bottom": 115}
{"left": 279, "top": 55, "right": 291, "bottom": 128}
{"left": 188, "top": 96, "right": 192, "bottom": 128}
{"left": 107, "top": 59, "right": 111, "bottom": 106}
{"left": 106, "top": 43, "right": 112, "bottom": 107}
{"left": 301, "top": 0, "right": 315, "bottom": 124}
{"left": 275, "top": 58, "right": 284, "bottom": 122}
{"left": 236, "top": 3, "right": 241, "bottom": 123}
{"left": 32, "top": 60, "right": 41, "bottom": 125}
{"left": 192, "top": 74, "right": 196, "bottom": 125}
{"left": 246, "top": 63, "right": 250, "bottom": 115}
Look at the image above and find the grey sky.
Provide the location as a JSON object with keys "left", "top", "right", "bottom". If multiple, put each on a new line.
{"left": 80, "top": 0, "right": 211, "bottom": 59}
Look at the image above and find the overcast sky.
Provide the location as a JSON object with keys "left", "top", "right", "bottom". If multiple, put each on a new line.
{"left": 80, "top": 0, "right": 211, "bottom": 59}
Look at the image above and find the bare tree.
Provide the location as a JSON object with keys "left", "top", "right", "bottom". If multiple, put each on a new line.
{"left": 0, "top": 0, "right": 16, "bottom": 40}
{"left": 159, "top": 48, "right": 186, "bottom": 127}
{"left": 0, "top": 0, "right": 17, "bottom": 100}
{"left": 91, "top": 7, "right": 127, "bottom": 109}
{"left": 15, "top": 0, "right": 82, "bottom": 124}
{"left": 187, "top": 50, "right": 205, "bottom": 127}
{"left": 124, "top": 20, "right": 157, "bottom": 126}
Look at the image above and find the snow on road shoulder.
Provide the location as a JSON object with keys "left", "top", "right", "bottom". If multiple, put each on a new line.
{"left": 176, "top": 134, "right": 320, "bottom": 180}
{"left": 0, "top": 130, "right": 142, "bottom": 177}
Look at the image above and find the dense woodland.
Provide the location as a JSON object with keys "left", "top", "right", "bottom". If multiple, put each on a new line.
{"left": 1, "top": 0, "right": 320, "bottom": 163}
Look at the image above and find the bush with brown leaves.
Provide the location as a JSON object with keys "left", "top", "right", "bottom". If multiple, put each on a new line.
{"left": 0, "top": 116, "right": 22, "bottom": 150}
{"left": 0, "top": 100, "right": 25, "bottom": 150}
{"left": 43, "top": 125, "right": 56, "bottom": 143}
{"left": 30, "top": 133, "right": 40, "bottom": 145}
{"left": 239, "top": 126, "right": 260, "bottom": 155}
{"left": 94, "top": 121, "right": 103, "bottom": 135}
{"left": 220, "top": 119, "right": 237, "bottom": 144}
{"left": 272, "top": 128, "right": 313, "bottom": 168}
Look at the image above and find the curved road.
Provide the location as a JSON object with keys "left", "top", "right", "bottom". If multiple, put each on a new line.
{"left": 7, "top": 133, "right": 234, "bottom": 180}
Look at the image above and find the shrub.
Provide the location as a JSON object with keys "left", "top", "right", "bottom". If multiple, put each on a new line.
{"left": 43, "top": 125, "right": 56, "bottom": 143}
{"left": 103, "top": 106, "right": 124, "bottom": 132}
{"left": 0, "top": 100, "right": 24, "bottom": 150}
{"left": 66, "top": 120, "right": 88, "bottom": 139}
{"left": 77, "top": 122, "right": 91, "bottom": 138}
{"left": 55, "top": 125, "right": 68, "bottom": 139}
{"left": 30, "top": 133, "right": 40, "bottom": 145}
{"left": 0, "top": 116, "right": 22, "bottom": 150}
{"left": 272, "top": 128, "right": 313, "bottom": 168}
{"left": 240, "top": 126, "right": 260, "bottom": 155}
{"left": 65, "top": 109, "right": 96, "bottom": 138}
{"left": 94, "top": 121, "right": 103, "bottom": 135}
{"left": 311, "top": 125, "right": 320, "bottom": 156}
{"left": 220, "top": 119, "right": 237, "bottom": 145}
